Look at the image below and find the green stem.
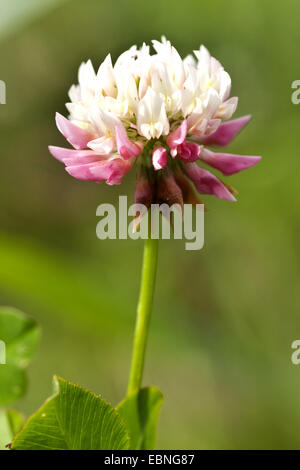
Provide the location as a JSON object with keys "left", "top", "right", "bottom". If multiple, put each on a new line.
{"left": 127, "top": 225, "right": 159, "bottom": 395}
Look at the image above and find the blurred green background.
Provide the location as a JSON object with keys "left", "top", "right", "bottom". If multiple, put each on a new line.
{"left": 0, "top": 0, "right": 299, "bottom": 450}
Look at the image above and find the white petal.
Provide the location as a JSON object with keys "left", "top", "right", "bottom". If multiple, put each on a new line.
{"left": 219, "top": 70, "right": 232, "bottom": 101}
{"left": 87, "top": 136, "right": 115, "bottom": 154}
{"left": 78, "top": 60, "right": 96, "bottom": 90}
{"left": 90, "top": 105, "right": 121, "bottom": 135}
{"left": 215, "top": 97, "right": 238, "bottom": 120}
{"left": 194, "top": 45, "right": 211, "bottom": 72}
{"left": 203, "top": 88, "right": 221, "bottom": 118}
{"left": 68, "top": 84, "right": 81, "bottom": 102}
{"left": 97, "top": 54, "right": 116, "bottom": 97}
{"left": 137, "top": 87, "right": 169, "bottom": 139}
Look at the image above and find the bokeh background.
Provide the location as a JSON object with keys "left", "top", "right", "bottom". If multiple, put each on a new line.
{"left": 0, "top": 0, "right": 299, "bottom": 449}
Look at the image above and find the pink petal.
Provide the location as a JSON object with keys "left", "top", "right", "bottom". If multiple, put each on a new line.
{"left": 66, "top": 157, "right": 133, "bottom": 185}
{"left": 66, "top": 162, "right": 102, "bottom": 181}
{"left": 50, "top": 142, "right": 133, "bottom": 185}
{"left": 184, "top": 163, "right": 236, "bottom": 201}
{"left": 152, "top": 147, "right": 168, "bottom": 170}
{"left": 177, "top": 142, "right": 201, "bottom": 162}
{"left": 115, "top": 124, "right": 143, "bottom": 160}
{"left": 55, "top": 113, "right": 96, "bottom": 149}
{"left": 166, "top": 120, "right": 188, "bottom": 149}
{"left": 48, "top": 146, "right": 103, "bottom": 165}
{"left": 91, "top": 157, "right": 134, "bottom": 185}
{"left": 199, "top": 115, "right": 251, "bottom": 147}
{"left": 200, "top": 149, "right": 261, "bottom": 175}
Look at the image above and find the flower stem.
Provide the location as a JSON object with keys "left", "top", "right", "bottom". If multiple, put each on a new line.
{"left": 127, "top": 223, "right": 159, "bottom": 396}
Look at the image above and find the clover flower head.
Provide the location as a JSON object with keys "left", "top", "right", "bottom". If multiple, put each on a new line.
{"left": 49, "top": 37, "right": 261, "bottom": 206}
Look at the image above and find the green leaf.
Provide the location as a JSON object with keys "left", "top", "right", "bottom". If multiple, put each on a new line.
{"left": 116, "top": 387, "right": 163, "bottom": 450}
{"left": 0, "top": 307, "right": 40, "bottom": 368}
{"left": 0, "top": 409, "right": 24, "bottom": 450}
{"left": 0, "top": 307, "right": 40, "bottom": 406}
{"left": 0, "top": 366, "right": 26, "bottom": 407}
{"left": 12, "top": 376, "right": 130, "bottom": 450}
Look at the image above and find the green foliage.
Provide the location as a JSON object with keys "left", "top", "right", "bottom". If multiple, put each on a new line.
{"left": 0, "top": 409, "right": 24, "bottom": 450}
{"left": 10, "top": 377, "right": 164, "bottom": 450}
{"left": 0, "top": 307, "right": 163, "bottom": 450}
{"left": 0, "top": 367, "right": 26, "bottom": 409}
{"left": 0, "top": 307, "right": 40, "bottom": 407}
{"left": 12, "top": 376, "right": 130, "bottom": 450}
{"left": 117, "top": 387, "right": 163, "bottom": 450}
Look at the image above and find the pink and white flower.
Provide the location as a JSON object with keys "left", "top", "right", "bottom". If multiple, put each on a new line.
{"left": 49, "top": 37, "right": 261, "bottom": 202}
